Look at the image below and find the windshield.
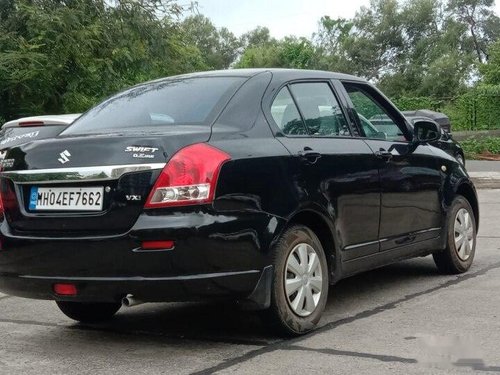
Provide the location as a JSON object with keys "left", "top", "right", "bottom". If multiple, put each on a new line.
{"left": 62, "top": 76, "right": 245, "bottom": 135}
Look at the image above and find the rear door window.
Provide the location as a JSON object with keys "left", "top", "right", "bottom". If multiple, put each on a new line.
{"left": 271, "top": 87, "right": 308, "bottom": 135}
{"left": 289, "top": 82, "right": 350, "bottom": 137}
{"left": 63, "top": 77, "right": 246, "bottom": 135}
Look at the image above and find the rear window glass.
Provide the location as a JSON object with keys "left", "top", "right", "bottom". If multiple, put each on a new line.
{"left": 63, "top": 77, "right": 245, "bottom": 135}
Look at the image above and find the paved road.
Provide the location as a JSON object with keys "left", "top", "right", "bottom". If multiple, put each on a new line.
{"left": 0, "top": 190, "right": 499, "bottom": 374}
{"left": 466, "top": 160, "right": 500, "bottom": 172}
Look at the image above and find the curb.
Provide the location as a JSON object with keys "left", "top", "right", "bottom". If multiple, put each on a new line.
{"left": 468, "top": 172, "right": 500, "bottom": 189}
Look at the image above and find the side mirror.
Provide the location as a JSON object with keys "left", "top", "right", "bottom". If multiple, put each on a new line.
{"left": 413, "top": 120, "right": 441, "bottom": 143}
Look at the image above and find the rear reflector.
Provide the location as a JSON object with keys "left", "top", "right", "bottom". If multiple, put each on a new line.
{"left": 140, "top": 240, "right": 175, "bottom": 250}
{"left": 53, "top": 283, "right": 77, "bottom": 296}
{"left": 145, "top": 143, "right": 230, "bottom": 208}
{"left": 18, "top": 121, "right": 44, "bottom": 127}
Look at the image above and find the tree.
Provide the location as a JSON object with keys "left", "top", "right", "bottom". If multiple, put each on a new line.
{"left": 480, "top": 40, "right": 500, "bottom": 84}
{"left": 0, "top": 0, "right": 205, "bottom": 121}
{"left": 240, "top": 26, "right": 274, "bottom": 48}
{"left": 447, "top": 0, "right": 500, "bottom": 63}
{"left": 180, "top": 15, "right": 241, "bottom": 69}
{"left": 236, "top": 36, "right": 315, "bottom": 69}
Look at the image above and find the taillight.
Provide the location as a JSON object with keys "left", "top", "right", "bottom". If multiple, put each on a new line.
{"left": 145, "top": 143, "right": 230, "bottom": 208}
{"left": 18, "top": 121, "right": 44, "bottom": 127}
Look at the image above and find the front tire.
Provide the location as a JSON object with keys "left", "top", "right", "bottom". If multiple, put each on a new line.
{"left": 265, "top": 225, "right": 329, "bottom": 336}
{"left": 56, "top": 301, "right": 121, "bottom": 323}
{"left": 433, "top": 195, "right": 476, "bottom": 274}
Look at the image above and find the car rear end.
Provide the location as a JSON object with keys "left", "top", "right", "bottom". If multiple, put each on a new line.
{"left": 0, "top": 73, "right": 272, "bottom": 304}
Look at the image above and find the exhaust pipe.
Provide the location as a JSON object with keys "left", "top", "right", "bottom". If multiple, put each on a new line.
{"left": 122, "top": 294, "right": 143, "bottom": 307}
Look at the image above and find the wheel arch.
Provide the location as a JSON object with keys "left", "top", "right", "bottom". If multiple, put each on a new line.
{"left": 286, "top": 209, "right": 341, "bottom": 284}
{"left": 456, "top": 182, "right": 479, "bottom": 230}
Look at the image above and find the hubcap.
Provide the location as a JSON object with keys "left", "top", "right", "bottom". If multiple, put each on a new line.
{"left": 284, "top": 243, "right": 323, "bottom": 317}
{"left": 454, "top": 208, "right": 474, "bottom": 261}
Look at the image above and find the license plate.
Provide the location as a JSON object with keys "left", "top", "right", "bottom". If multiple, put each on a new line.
{"left": 29, "top": 187, "right": 104, "bottom": 211}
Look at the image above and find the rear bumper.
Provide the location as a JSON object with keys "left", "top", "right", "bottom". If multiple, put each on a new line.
{"left": 0, "top": 270, "right": 261, "bottom": 303}
{"left": 0, "top": 208, "right": 283, "bottom": 303}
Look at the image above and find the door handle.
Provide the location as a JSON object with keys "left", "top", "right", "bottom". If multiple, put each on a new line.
{"left": 375, "top": 149, "right": 393, "bottom": 162}
{"left": 298, "top": 148, "right": 322, "bottom": 164}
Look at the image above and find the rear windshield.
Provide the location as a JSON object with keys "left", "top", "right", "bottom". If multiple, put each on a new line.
{"left": 62, "top": 76, "right": 245, "bottom": 135}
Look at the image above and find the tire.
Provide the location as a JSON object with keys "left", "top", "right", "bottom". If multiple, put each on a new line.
{"left": 56, "top": 301, "right": 121, "bottom": 323}
{"left": 265, "top": 225, "right": 329, "bottom": 336}
{"left": 433, "top": 195, "right": 476, "bottom": 274}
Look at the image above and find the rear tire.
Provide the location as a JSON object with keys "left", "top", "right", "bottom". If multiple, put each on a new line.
{"left": 56, "top": 301, "right": 121, "bottom": 323}
{"left": 433, "top": 195, "right": 476, "bottom": 274}
{"left": 265, "top": 225, "right": 329, "bottom": 336}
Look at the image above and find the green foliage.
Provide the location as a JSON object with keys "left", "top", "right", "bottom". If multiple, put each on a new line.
{"left": 447, "top": 85, "right": 500, "bottom": 130}
{"left": 0, "top": 0, "right": 499, "bottom": 127}
{"left": 180, "top": 15, "right": 241, "bottom": 70}
{"left": 480, "top": 40, "right": 500, "bottom": 84}
{"left": 392, "top": 97, "right": 442, "bottom": 111}
{"left": 460, "top": 137, "right": 500, "bottom": 156}
{"left": 313, "top": 0, "right": 498, "bottom": 98}
{"left": 0, "top": 0, "right": 209, "bottom": 121}
{"left": 236, "top": 36, "right": 315, "bottom": 69}
{"left": 393, "top": 86, "right": 500, "bottom": 131}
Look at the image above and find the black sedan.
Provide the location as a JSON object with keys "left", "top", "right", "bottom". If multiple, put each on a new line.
{"left": 0, "top": 69, "right": 478, "bottom": 335}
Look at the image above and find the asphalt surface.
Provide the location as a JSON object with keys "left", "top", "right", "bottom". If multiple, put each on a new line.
{"left": 466, "top": 160, "right": 500, "bottom": 172}
{"left": 0, "top": 190, "right": 499, "bottom": 374}
{"left": 464, "top": 161, "right": 500, "bottom": 188}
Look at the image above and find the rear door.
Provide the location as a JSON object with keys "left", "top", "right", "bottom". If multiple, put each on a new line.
{"left": 338, "top": 81, "right": 443, "bottom": 251}
{"left": 270, "top": 81, "right": 381, "bottom": 259}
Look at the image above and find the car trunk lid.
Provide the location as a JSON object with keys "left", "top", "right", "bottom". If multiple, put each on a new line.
{"left": 0, "top": 128, "right": 210, "bottom": 235}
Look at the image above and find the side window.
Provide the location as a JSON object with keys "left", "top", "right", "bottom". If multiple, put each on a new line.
{"left": 343, "top": 83, "right": 408, "bottom": 142}
{"left": 271, "top": 87, "right": 308, "bottom": 135}
{"left": 289, "top": 83, "right": 351, "bottom": 137}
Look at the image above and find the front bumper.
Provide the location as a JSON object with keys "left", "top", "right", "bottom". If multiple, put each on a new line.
{"left": 0, "top": 208, "right": 282, "bottom": 303}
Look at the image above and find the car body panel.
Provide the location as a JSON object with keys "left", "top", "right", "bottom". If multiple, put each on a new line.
{"left": 0, "top": 69, "right": 478, "bottom": 306}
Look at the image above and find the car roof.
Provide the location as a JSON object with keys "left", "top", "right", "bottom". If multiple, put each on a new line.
{"left": 148, "top": 68, "right": 367, "bottom": 83}
{"left": 3, "top": 114, "right": 81, "bottom": 128}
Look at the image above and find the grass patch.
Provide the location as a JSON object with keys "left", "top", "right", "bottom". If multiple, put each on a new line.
{"left": 460, "top": 137, "right": 500, "bottom": 159}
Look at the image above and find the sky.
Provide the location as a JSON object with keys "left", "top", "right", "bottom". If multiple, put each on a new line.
{"left": 195, "top": 0, "right": 500, "bottom": 39}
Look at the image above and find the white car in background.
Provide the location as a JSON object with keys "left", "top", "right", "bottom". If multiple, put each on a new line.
{"left": 0, "top": 114, "right": 80, "bottom": 150}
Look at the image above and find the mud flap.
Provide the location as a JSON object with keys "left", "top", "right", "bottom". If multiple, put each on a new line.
{"left": 238, "top": 265, "right": 273, "bottom": 310}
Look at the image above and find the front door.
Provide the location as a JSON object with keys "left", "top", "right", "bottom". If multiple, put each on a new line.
{"left": 339, "top": 81, "right": 443, "bottom": 251}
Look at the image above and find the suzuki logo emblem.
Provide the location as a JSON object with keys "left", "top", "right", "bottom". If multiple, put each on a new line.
{"left": 58, "top": 150, "right": 71, "bottom": 164}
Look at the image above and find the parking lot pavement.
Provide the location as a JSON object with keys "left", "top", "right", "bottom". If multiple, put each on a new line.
{"left": 466, "top": 161, "right": 500, "bottom": 188}
{"left": 0, "top": 190, "right": 499, "bottom": 374}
